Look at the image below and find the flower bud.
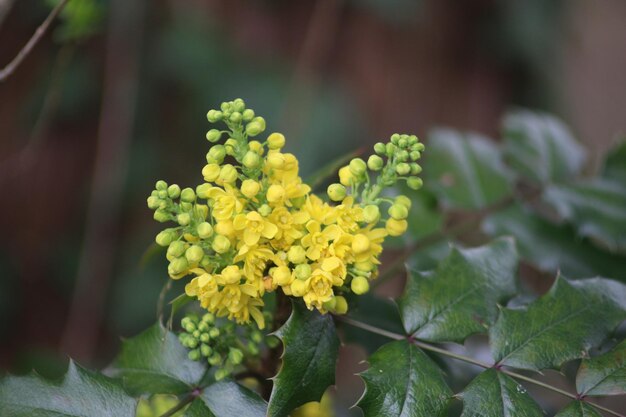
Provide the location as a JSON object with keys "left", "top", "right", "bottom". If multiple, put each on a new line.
{"left": 242, "top": 151, "right": 261, "bottom": 169}
{"left": 200, "top": 333, "right": 210, "bottom": 343}
{"left": 414, "top": 142, "right": 425, "bottom": 152}
{"left": 322, "top": 297, "right": 337, "bottom": 311}
{"left": 363, "top": 205, "right": 380, "bottom": 223}
{"left": 367, "top": 155, "right": 383, "bottom": 171}
{"left": 200, "top": 343, "right": 212, "bottom": 357}
{"left": 177, "top": 213, "right": 191, "bottom": 226}
{"left": 224, "top": 138, "right": 238, "bottom": 155}
{"left": 351, "top": 276, "right": 370, "bottom": 295}
{"left": 207, "top": 110, "right": 223, "bottom": 122}
{"left": 208, "top": 353, "right": 222, "bottom": 366}
{"left": 398, "top": 150, "right": 409, "bottom": 162}
{"left": 349, "top": 158, "right": 367, "bottom": 176}
{"left": 209, "top": 328, "right": 220, "bottom": 338}
{"left": 188, "top": 349, "right": 201, "bottom": 361}
{"left": 272, "top": 266, "right": 292, "bottom": 286}
{"left": 180, "top": 188, "right": 196, "bottom": 203}
{"left": 338, "top": 166, "right": 354, "bottom": 187}
{"left": 219, "top": 164, "right": 238, "bottom": 183}
{"left": 202, "top": 313, "right": 215, "bottom": 324}
{"left": 408, "top": 135, "right": 418, "bottom": 145}
{"left": 407, "top": 177, "right": 423, "bottom": 190}
{"left": 156, "top": 180, "right": 168, "bottom": 191}
{"left": 355, "top": 260, "right": 375, "bottom": 272}
{"left": 410, "top": 163, "right": 422, "bottom": 175}
{"left": 242, "top": 109, "right": 255, "bottom": 122}
{"left": 168, "top": 257, "right": 189, "bottom": 276}
{"left": 157, "top": 190, "right": 168, "bottom": 199}
{"left": 333, "top": 296, "right": 348, "bottom": 314}
{"left": 374, "top": 142, "right": 386, "bottom": 155}
{"left": 147, "top": 196, "right": 161, "bottom": 209}
{"left": 212, "top": 235, "right": 231, "bottom": 254}
{"left": 155, "top": 229, "right": 176, "bottom": 247}
{"left": 395, "top": 195, "right": 411, "bottom": 209}
{"left": 207, "top": 145, "right": 226, "bottom": 163}
{"left": 294, "top": 264, "right": 311, "bottom": 281}
{"left": 229, "top": 111, "right": 242, "bottom": 123}
{"left": 196, "top": 222, "right": 213, "bottom": 239}
{"left": 327, "top": 183, "right": 346, "bottom": 202}
{"left": 153, "top": 210, "right": 170, "bottom": 223}
{"left": 167, "top": 184, "right": 181, "bottom": 199}
{"left": 388, "top": 204, "right": 409, "bottom": 220}
{"left": 246, "top": 117, "right": 266, "bottom": 137}
{"left": 228, "top": 348, "right": 244, "bottom": 365}
{"left": 267, "top": 132, "right": 285, "bottom": 150}
{"left": 266, "top": 152, "right": 285, "bottom": 169}
{"left": 410, "top": 151, "right": 421, "bottom": 161}
{"left": 385, "top": 218, "right": 408, "bottom": 236}
{"left": 398, "top": 138, "right": 408, "bottom": 148}
{"left": 390, "top": 133, "right": 400, "bottom": 144}
{"left": 185, "top": 245, "right": 204, "bottom": 263}
{"left": 258, "top": 204, "right": 272, "bottom": 217}
{"left": 251, "top": 331, "right": 263, "bottom": 344}
{"left": 180, "top": 202, "right": 192, "bottom": 211}
{"left": 233, "top": 98, "right": 245, "bottom": 112}
{"left": 266, "top": 184, "right": 285, "bottom": 203}
{"left": 221, "top": 265, "right": 242, "bottom": 284}
{"left": 385, "top": 143, "right": 396, "bottom": 156}
{"left": 249, "top": 140, "right": 263, "bottom": 155}
{"left": 206, "top": 129, "right": 222, "bottom": 143}
{"left": 215, "top": 368, "right": 229, "bottom": 381}
{"left": 395, "top": 162, "right": 411, "bottom": 176}
{"left": 202, "top": 164, "right": 221, "bottom": 182}
{"left": 287, "top": 246, "right": 306, "bottom": 264}
{"left": 351, "top": 234, "right": 370, "bottom": 254}
{"left": 241, "top": 179, "right": 260, "bottom": 198}
{"left": 167, "top": 241, "right": 186, "bottom": 258}
{"left": 291, "top": 278, "right": 308, "bottom": 296}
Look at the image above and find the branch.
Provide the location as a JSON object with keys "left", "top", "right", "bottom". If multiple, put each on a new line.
{"left": 0, "top": 0, "right": 70, "bottom": 82}
{"left": 336, "top": 316, "right": 626, "bottom": 417}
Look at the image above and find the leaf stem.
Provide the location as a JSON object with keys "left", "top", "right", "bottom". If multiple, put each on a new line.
{"left": 336, "top": 316, "right": 626, "bottom": 417}
{"left": 158, "top": 391, "right": 198, "bottom": 417}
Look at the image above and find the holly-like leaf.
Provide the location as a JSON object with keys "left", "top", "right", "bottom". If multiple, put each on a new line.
{"left": 267, "top": 301, "right": 340, "bottom": 417}
{"left": 576, "top": 339, "right": 626, "bottom": 396}
{"left": 543, "top": 179, "right": 626, "bottom": 252}
{"left": 186, "top": 380, "right": 267, "bottom": 417}
{"left": 0, "top": 360, "right": 137, "bottom": 417}
{"left": 460, "top": 368, "right": 542, "bottom": 417}
{"left": 483, "top": 204, "right": 626, "bottom": 281}
{"left": 502, "top": 110, "right": 586, "bottom": 184}
{"left": 602, "top": 140, "right": 626, "bottom": 184}
{"left": 399, "top": 238, "right": 518, "bottom": 343}
{"left": 424, "top": 129, "right": 513, "bottom": 209}
{"left": 108, "top": 322, "right": 206, "bottom": 395}
{"left": 554, "top": 402, "right": 603, "bottom": 417}
{"left": 357, "top": 340, "right": 451, "bottom": 417}
{"left": 491, "top": 276, "right": 626, "bottom": 371}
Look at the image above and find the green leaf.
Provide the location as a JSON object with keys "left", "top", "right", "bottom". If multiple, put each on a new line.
{"left": 483, "top": 204, "right": 626, "bottom": 281}
{"left": 424, "top": 129, "right": 513, "bottom": 209}
{"left": 543, "top": 179, "right": 626, "bottom": 252}
{"left": 0, "top": 360, "right": 137, "bottom": 417}
{"left": 502, "top": 110, "right": 586, "bottom": 184}
{"left": 267, "top": 302, "right": 340, "bottom": 417}
{"left": 186, "top": 380, "right": 267, "bottom": 417}
{"left": 399, "top": 238, "right": 518, "bottom": 343}
{"left": 576, "top": 339, "right": 626, "bottom": 396}
{"left": 108, "top": 322, "right": 206, "bottom": 395}
{"left": 602, "top": 140, "right": 626, "bottom": 184}
{"left": 554, "top": 401, "right": 603, "bottom": 417}
{"left": 460, "top": 369, "right": 542, "bottom": 417}
{"left": 357, "top": 340, "right": 451, "bottom": 417}
{"left": 491, "top": 276, "right": 626, "bottom": 371}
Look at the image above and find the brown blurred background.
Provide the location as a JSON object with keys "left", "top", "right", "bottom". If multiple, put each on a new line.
{"left": 1, "top": 0, "right": 626, "bottom": 414}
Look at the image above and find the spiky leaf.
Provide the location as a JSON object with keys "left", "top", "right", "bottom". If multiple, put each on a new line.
{"left": 400, "top": 238, "right": 518, "bottom": 343}
{"left": 424, "top": 129, "right": 513, "bottom": 209}
{"left": 109, "top": 322, "right": 206, "bottom": 395}
{"left": 460, "top": 369, "right": 542, "bottom": 417}
{"left": 357, "top": 340, "right": 451, "bottom": 417}
{"left": 577, "top": 339, "right": 626, "bottom": 396}
{"left": 554, "top": 402, "right": 603, "bottom": 417}
{"left": 267, "top": 302, "right": 340, "bottom": 417}
{"left": 491, "top": 277, "right": 626, "bottom": 371}
{"left": 186, "top": 380, "right": 267, "bottom": 417}
{"left": 502, "top": 110, "right": 586, "bottom": 184}
{"left": 0, "top": 361, "right": 137, "bottom": 417}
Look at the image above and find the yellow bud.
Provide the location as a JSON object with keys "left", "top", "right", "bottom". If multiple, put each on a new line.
{"left": 221, "top": 265, "right": 241, "bottom": 284}
{"left": 327, "top": 183, "right": 346, "bottom": 202}
{"left": 351, "top": 234, "right": 371, "bottom": 254}
{"left": 385, "top": 218, "right": 408, "bottom": 236}
{"left": 388, "top": 204, "right": 409, "bottom": 220}
{"left": 363, "top": 205, "right": 380, "bottom": 223}
{"left": 197, "top": 222, "right": 213, "bottom": 238}
{"left": 196, "top": 183, "right": 211, "bottom": 199}
{"left": 294, "top": 264, "right": 311, "bottom": 280}
{"left": 338, "top": 166, "right": 354, "bottom": 187}
{"left": 355, "top": 261, "right": 375, "bottom": 272}
{"left": 219, "top": 164, "right": 238, "bottom": 183}
{"left": 266, "top": 153, "right": 285, "bottom": 169}
{"left": 185, "top": 245, "right": 204, "bottom": 263}
{"left": 351, "top": 276, "right": 370, "bottom": 295}
{"left": 272, "top": 266, "right": 292, "bottom": 286}
{"left": 267, "top": 132, "right": 286, "bottom": 150}
{"left": 287, "top": 245, "right": 306, "bottom": 264}
{"left": 240, "top": 179, "right": 260, "bottom": 198}
{"left": 266, "top": 184, "right": 285, "bottom": 203}
{"left": 249, "top": 140, "right": 264, "bottom": 155}
{"left": 333, "top": 296, "right": 348, "bottom": 314}
{"left": 168, "top": 257, "right": 189, "bottom": 277}
{"left": 202, "top": 164, "right": 220, "bottom": 182}
{"left": 395, "top": 195, "right": 411, "bottom": 209}
{"left": 242, "top": 151, "right": 261, "bottom": 169}
{"left": 349, "top": 158, "right": 367, "bottom": 176}
{"left": 212, "top": 235, "right": 231, "bottom": 254}
{"left": 291, "top": 279, "right": 308, "bottom": 296}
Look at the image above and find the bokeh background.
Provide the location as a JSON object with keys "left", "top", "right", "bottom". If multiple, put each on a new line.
{"left": 1, "top": 0, "right": 626, "bottom": 415}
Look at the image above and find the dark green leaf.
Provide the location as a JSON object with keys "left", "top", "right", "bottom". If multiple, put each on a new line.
{"left": 0, "top": 360, "right": 137, "bottom": 417}
{"left": 460, "top": 369, "right": 542, "bottom": 417}
{"left": 577, "top": 339, "right": 626, "bottom": 396}
{"left": 186, "top": 380, "right": 267, "bottom": 417}
{"left": 109, "top": 322, "right": 206, "bottom": 395}
{"left": 399, "top": 238, "right": 518, "bottom": 343}
{"left": 543, "top": 179, "right": 626, "bottom": 252}
{"left": 483, "top": 204, "right": 626, "bottom": 281}
{"left": 554, "top": 401, "right": 603, "bottom": 417}
{"left": 602, "top": 140, "right": 626, "bottom": 184}
{"left": 491, "top": 276, "right": 626, "bottom": 371}
{"left": 424, "top": 129, "right": 513, "bottom": 209}
{"left": 267, "top": 302, "right": 340, "bottom": 417}
{"left": 357, "top": 340, "right": 451, "bottom": 417}
{"left": 502, "top": 110, "right": 586, "bottom": 184}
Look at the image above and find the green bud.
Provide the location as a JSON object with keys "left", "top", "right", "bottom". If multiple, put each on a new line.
{"left": 327, "top": 183, "right": 346, "bottom": 201}
{"left": 215, "top": 368, "right": 230, "bottom": 381}
{"left": 367, "top": 155, "right": 383, "bottom": 171}
{"left": 177, "top": 212, "right": 191, "bottom": 226}
{"left": 251, "top": 331, "right": 263, "bottom": 344}
{"left": 188, "top": 349, "right": 201, "bottom": 361}
{"left": 180, "top": 188, "right": 196, "bottom": 203}
{"left": 229, "top": 111, "right": 242, "bottom": 123}
{"left": 200, "top": 332, "right": 210, "bottom": 343}
{"left": 209, "top": 328, "right": 220, "bottom": 338}
{"left": 168, "top": 257, "right": 189, "bottom": 275}
{"left": 206, "top": 129, "right": 222, "bottom": 143}
{"left": 167, "top": 184, "right": 181, "bottom": 199}
{"left": 388, "top": 204, "right": 409, "bottom": 220}
{"left": 206, "top": 110, "right": 223, "bottom": 123}
{"left": 155, "top": 229, "right": 176, "bottom": 247}
{"left": 200, "top": 343, "right": 212, "bottom": 357}
{"left": 242, "top": 109, "right": 255, "bottom": 122}
{"left": 395, "top": 195, "right": 412, "bottom": 209}
{"left": 408, "top": 135, "right": 418, "bottom": 145}
{"left": 228, "top": 348, "right": 244, "bottom": 365}
{"left": 233, "top": 98, "right": 245, "bottom": 112}
{"left": 157, "top": 190, "right": 168, "bottom": 199}
{"left": 407, "top": 177, "right": 423, "bottom": 190}
{"left": 147, "top": 196, "right": 161, "bottom": 210}
{"left": 212, "top": 235, "right": 231, "bottom": 254}
{"left": 398, "top": 138, "right": 407, "bottom": 148}
{"left": 208, "top": 353, "right": 222, "bottom": 366}
{"left": 322, "top": 297, "right": 337, "bottom": 311}
{"left": 180, "top": 202, "right": 192, "bottom": 211}
{"left": 363, "top": 205, "right": 380, "bottom": 223}
{"left": 413, "top": 142, "right": 425, "bottom": 152}
{"left": 390, "top": 133, "right": 400, "bottom": 144}
{"left": 395, "top": 163, "right": 411, "bottom": 176}
{"left": 349, "top": 158, "right": 367, "bottom": 176}
{"left": 258, "top": 204, "right": 272, "bottom": 217}
{"left": 247, "top": 342, "right": 259, "bottom": 356}
{"left": 333, "top": 295, "right": 348, "bottom": 314}
{"left": 373, "top": 142, "right": 386, "bottom": 155}
{"left": 202, "top": 313, "right": 215, "bottom": 324}
{"left": 198, "top": 320, "right": 209, "bottom": 332}
{"left": 155, "top": 180, "right": 168, "bottom": 191}
{"left": 220, "top": 102, "right": 230, "bottom": 112}
{"left": 246, "top": 117, "right": 266, "bottom": 137}
{"left": 410, "top": 163, "right": 422, "bottom": 175}
{"left": 197, "top": 222, "right": 213, "bottom": 239}
{"left": 398, "top": 150, "right": 409, "bottom": 162}
{"left": 294, "top": 264, "right": 312, "bottom": 280}
{"left": 207, "top": 145, "right": 226, "bottom": 163}
{"left": 351, "top": 276, "right": 370, "bottom": 295}
{"left": 242, "top": 151, "right": 261, "bottom": 169}
{"left": 224, "top": 139, "right": 237, "bottom": 155}
{"left": 185, "top": 245, "right": 204, "bottom": 263}
{"left": 193, "top": 330, "right": 201, "bottom": 338}
{"left": 196, "top": 183, "right": 211, "bottom": 199}
{"left": 153, "top": 210, "right": 170, "bottom": 223}
{"left": 410, "top": 151, "right": 421, "bottom": 161}
{"left": 385, "top": 142, "right": 396, "bottom": 156}
{"left": 186, "top": 337, "right": 198, "bottom": 349}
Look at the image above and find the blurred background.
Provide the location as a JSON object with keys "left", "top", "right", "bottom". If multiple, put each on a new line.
{"left": 1, "top": 0, "right": 626, "bottom": 415}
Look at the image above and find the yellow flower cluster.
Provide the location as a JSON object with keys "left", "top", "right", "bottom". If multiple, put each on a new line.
{"left": 148, "top": 99, "right": 424, "bottom": 329}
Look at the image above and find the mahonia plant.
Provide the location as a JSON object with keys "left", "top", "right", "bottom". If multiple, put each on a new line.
{"left": 147, "top": 98, "right": 424, "bottom": 329}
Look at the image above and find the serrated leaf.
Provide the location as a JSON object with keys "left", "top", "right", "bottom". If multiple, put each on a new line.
{"left": 491, "top": 276, "right": 626, "bottom": 371}
{"left": 357, "top": 340, "right": 451, "bottom": 417}
{"left": 576, "top": 339, "right": 626, "bottom": 396}
{"left": 483, "top": 204, "right": 626, "bottom": 281}
{"left": 502, "top": 110, "right": 586, "bottom": 184}
{"left": 460, "top": 369, "right": 542, "bottom": 417}
{"left": 0, "top": 360, "right": 137, "bottom": 417}
{"left": 267, "top": 301, "right": 340, "bottom": 417}
{"left": 543, "top": 179, "right": 626, "bottom": 252}
{"left": 602, "top": 140, "right": 626, "bottom": 184}
{"left": 109, "top": 322, "right": 206, "bottom": 395}
{"left": 399, "top": 238, "right": 518, "bottom": 343}
{"left": 186, "top": 380, "right": 267, "bottom": 417}
{"left": 554, "top": 401, "right": 603, "bottom": 417}
{"left": 424, "top": 129, "right": 513, "bottom": 209}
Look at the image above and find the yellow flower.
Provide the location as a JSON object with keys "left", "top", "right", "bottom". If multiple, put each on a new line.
{"left": 233, "top": 211, "right": 278, "bottom": 246}
{"left": 354, "top": 227, "right": 387, "bottom": 264}
{"left": 302, "top": 268, "right": 337, "bottom": 310}
{"left": 303, "top": 194, "right": 332, "bottom": 224}
{"left": 269, "top": 207, "right": 309, "bottom": 243}
{"left": 326, "top": 196, "right": 363, "bottom": 232}
{"left": 207, "top": 186, "right": 243, "bottom": 221}
{"left": 234, "top": 244, "right": 274, "bottom": 286}
{"left": 301, "top": 221, "right": 341, "bottom": 261}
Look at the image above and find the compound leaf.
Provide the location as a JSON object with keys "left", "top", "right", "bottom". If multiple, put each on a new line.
{"left": 577, "top": 339, "right": 626, "bottom": 396}
{"left": 554, "top": 402, "right": 603, "bottom": 417}
{"left": 186, "top": 380, "right": 267, "bottom": 417}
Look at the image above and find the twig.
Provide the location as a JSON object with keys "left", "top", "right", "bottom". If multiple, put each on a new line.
{"left": 336, "top": 316, "right": 625, "bottom": 417}
{"left": 0, "top": 0, "right": 70, "bottom": 82}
